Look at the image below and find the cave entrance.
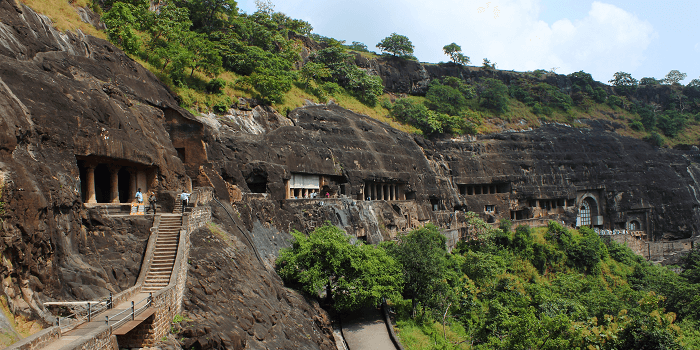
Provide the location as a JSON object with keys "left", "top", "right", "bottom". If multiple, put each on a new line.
{"left": 247, "top": 175, "right": 268, "bottom": 194}
{"left": 94, "top": 164, "right": 112, "bottom": 203}
{"left": 287, "top": 173, "right": 320, "bottom": 199}
{"left": 629, "top": 220, "right": 641, "bottom": 231}
{"left": 577, "top": 196, "right": 599, "bottom": 226}
{"left": 175, "top": 148, "right": 186, "bottom": 163}
{"left": 118, "top": 167, "right": 132, "bottom": 203}
{"left": 77, "top": 156, "right": 156, "bottom": 205}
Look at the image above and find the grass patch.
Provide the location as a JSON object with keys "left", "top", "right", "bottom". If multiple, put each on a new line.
{"left": 0, "top": 295, "right": 42, "bottom": 344}
{"left": 19, "top": 0, "right": 106, "bottom": 39}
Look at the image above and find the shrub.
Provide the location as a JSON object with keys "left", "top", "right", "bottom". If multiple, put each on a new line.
{"left": 630, "top": 120, "right": 644, "bottom": 131}
{"left": 648, "top": 132, "right": 665, "bottom": 147}
{"left": 425, "top": 82, "right": 467, "bottom": 116}
{"left": 205, "top": 78, "right": 226, "bottom": 94}
{"left": 607, "top": 95, "right": 623, "bottom": 108}
{"left": 478, "top": 78, "right": 509, "bottom": 113}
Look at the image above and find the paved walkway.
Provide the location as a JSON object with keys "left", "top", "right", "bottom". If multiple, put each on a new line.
{"left": 341, "top": 307, "right": 395, "bottom": 350}
{"left": 41, "top": 293, "right": 152, "bottom": 350}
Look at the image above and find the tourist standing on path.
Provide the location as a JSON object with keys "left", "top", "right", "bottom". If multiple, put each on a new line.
{"left": 148, "top": 191, "right": 157, "bottom": 214}
{"left": 135, "top": 188, "right": 143, "bottom": 204}
{"left": 179, "top": 190, "right": 190, "bottom": 212}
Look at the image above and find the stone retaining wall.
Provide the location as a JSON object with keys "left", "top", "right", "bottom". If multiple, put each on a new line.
{"left": 5, "top": 326, "right": 61, "bottom": 350}
{"left": 603, "top": 235, "right": 699, "bottom": 265}
{"left": 68, "top": 327, "right": 118, "bottom": 350}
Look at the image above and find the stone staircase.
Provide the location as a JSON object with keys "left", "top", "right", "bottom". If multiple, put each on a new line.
{"left": 173, "top": 198, "right": 184, "bottom": 214}
{"left": 142, "top": 214, "right": 181, "bottom": 293}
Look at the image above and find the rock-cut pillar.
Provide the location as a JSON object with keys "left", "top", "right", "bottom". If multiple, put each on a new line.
{"left": 86, "top": 165, "right": 97, "bottom": 204}
{"left": 109, "top": 165, "right": 121, "bottom": 203}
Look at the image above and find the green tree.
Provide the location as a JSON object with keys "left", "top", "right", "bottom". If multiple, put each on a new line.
{"left": 383, "top": 224, "right": 451, "bottom": 315}
{"left": 182, "top": 32, "right": 223, "bottom": 77}
{"left": 277, "top": 224, "right": 403, "bottom": 311}
{"left": 478, "top": 78, "right": 509, "bottom": 113}
{"left": 300, "top": 62, "right": 330, "bottom": 88}
{"left": 482, "top": 58, "right": 496, "bottom": 69}
{"left": 347, "top": 41, "right": 368, "bottom": 52}
{"left": 442, "top": 43, "right": 470, "bottom": 65}
{"left": 376, "top": 33, "right": 414, "bottom": 58}
{"left": 609, "top": 71, "right": 638, "bottom": 87}
{"left": 239, "top": 68, "right": 294, "bottom": 104}
{"left": 142, "top": 4, "right": 192, "bottom": 50}
{"left": 688, "top": 78, "right": 700, "bottom": 89}
{"left": 640, "top": 77, "right": 660, "bottom": 85}
{"left": 102, "top": 2, "right": 142, "bottom": 54}
{"left": 425, "top": 81, "right": 467, "bottom": 116}
{"left": 663, "top": 70, "right": 687, "bottom": 85}
{"left": 174, "top": 0, "right": 238, "bottom": 33}
{"left": 345, "top": 66, "right": 384, "bottom": 106}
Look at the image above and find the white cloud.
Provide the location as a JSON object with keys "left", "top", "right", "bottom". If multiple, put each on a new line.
{"left": 253, "top": 0, "right": 656, "bottom": 82}
{"left": 401, "top": 0, "right": 656, "bottom": 81}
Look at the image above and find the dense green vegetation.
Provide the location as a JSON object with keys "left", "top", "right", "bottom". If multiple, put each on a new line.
{"left": 99, "top": 0, "right": 385, "bottom": 112}
{"left": 278, "top": 216, "right": 700, "bottom": 349}
{"left": 92, "top": 0, "right": 700, "bottom": 143}
{"left": 277, "top": 224, "right": 403, "bottom": 312}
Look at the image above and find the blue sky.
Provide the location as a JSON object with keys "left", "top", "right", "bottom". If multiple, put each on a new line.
{"left": 237, "top": 0, "right": 699, "bottom": 85}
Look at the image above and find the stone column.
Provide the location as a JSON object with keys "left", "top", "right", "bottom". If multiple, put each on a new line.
{"left": 395, "top": 185, "right": 399, "bottom": 201}
{"left": 86, "top": 165, "right": 97, "bottom": 204}
{"left": 389, "top": 185, "right": 395, "bottom": 201}
{"left": 128, "top": 168, "right": 137, "bottom": 201}
{"left": 109, "top": 165, "right": 121, "bottom": 203}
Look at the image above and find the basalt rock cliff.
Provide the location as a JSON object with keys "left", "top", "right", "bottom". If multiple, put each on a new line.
{"left": 0, "top": 2, "right": 335, "bottom": 348}
{"left": 2, "top": 0, "right": 700, "bottom": 348}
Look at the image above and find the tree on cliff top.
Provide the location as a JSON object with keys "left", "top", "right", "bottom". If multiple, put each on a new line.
{"left": 609, "top": 71, "right": 638, "bottom": 87}
{"left": 277, "top": 224, "right": 403, "bottom": 311}
{"left": 663, "top": 70, "right": 687, "bottom": 85}
{"left": 377, "top": 33, "right": 414, "bottom": 58}
{"left": 443, "top": 43, "right": 470, "bottom": 65}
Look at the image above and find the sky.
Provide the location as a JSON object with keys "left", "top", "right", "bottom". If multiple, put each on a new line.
{"left": 236, "top": 0, "right": 699, "bottom": 85}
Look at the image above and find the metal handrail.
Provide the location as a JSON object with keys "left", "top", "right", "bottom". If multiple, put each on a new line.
{"left": 54, "top": 293, "right": 114, "bottom": 331}
{"left": 105, "top": 293, "right": 153, "bottom": 329}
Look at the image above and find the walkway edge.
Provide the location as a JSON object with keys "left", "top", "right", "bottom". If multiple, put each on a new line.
{"left": 381, "top": 301, "right": 405, "bottom": 350}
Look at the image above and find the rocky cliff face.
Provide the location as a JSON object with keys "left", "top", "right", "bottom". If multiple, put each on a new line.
{"left": 0, "top": 0, "right": 190, "bottom": 321}
{"left": 0, "top": 2, "right": 339, "bottom": 348}
{"left": 192, "top": 102, "right": 700, "bottom": 243}
{"left": 2, "top": 0, "right": 700, "bottom": 347}
{"left": 176, "top": 204, "right": 337, "bottom": 350}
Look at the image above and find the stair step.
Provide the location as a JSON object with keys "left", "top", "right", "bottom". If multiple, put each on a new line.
{"left": 145, "top": 279, "right": 169, "bottom": 283}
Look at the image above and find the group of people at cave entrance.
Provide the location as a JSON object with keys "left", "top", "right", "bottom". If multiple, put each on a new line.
{"left": 133, "top": 188, "right": 191, "bottom": 215}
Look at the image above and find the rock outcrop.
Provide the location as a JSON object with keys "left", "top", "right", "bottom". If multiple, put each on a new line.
{"left": 0, "top": 2, "right": 339, "bottom": 347}
{"left": 187, "top": 102, "right": 700, "bottom": 242}
{"left": 0, "top": 0, "right": 191, "bottom": 322}
{"left": 176, "top": 204, "right": 336, "bottom": 350}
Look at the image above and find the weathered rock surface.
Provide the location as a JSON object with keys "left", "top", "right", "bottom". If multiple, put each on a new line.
{"left": 0, "top": 0, "right": 189, "bottom": 321}
{"left": 190, "top": 101, "right": 700, "bottom": 241}
{"left": 177, "top": 205, "right": 336, "bottom": 350}
{"left": 2, "top": 0, "right": 700, "bottom": 347}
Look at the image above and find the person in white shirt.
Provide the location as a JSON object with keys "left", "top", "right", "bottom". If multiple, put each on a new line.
{"left": 135, "top": 188, "right": 143, "bottom": 203}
